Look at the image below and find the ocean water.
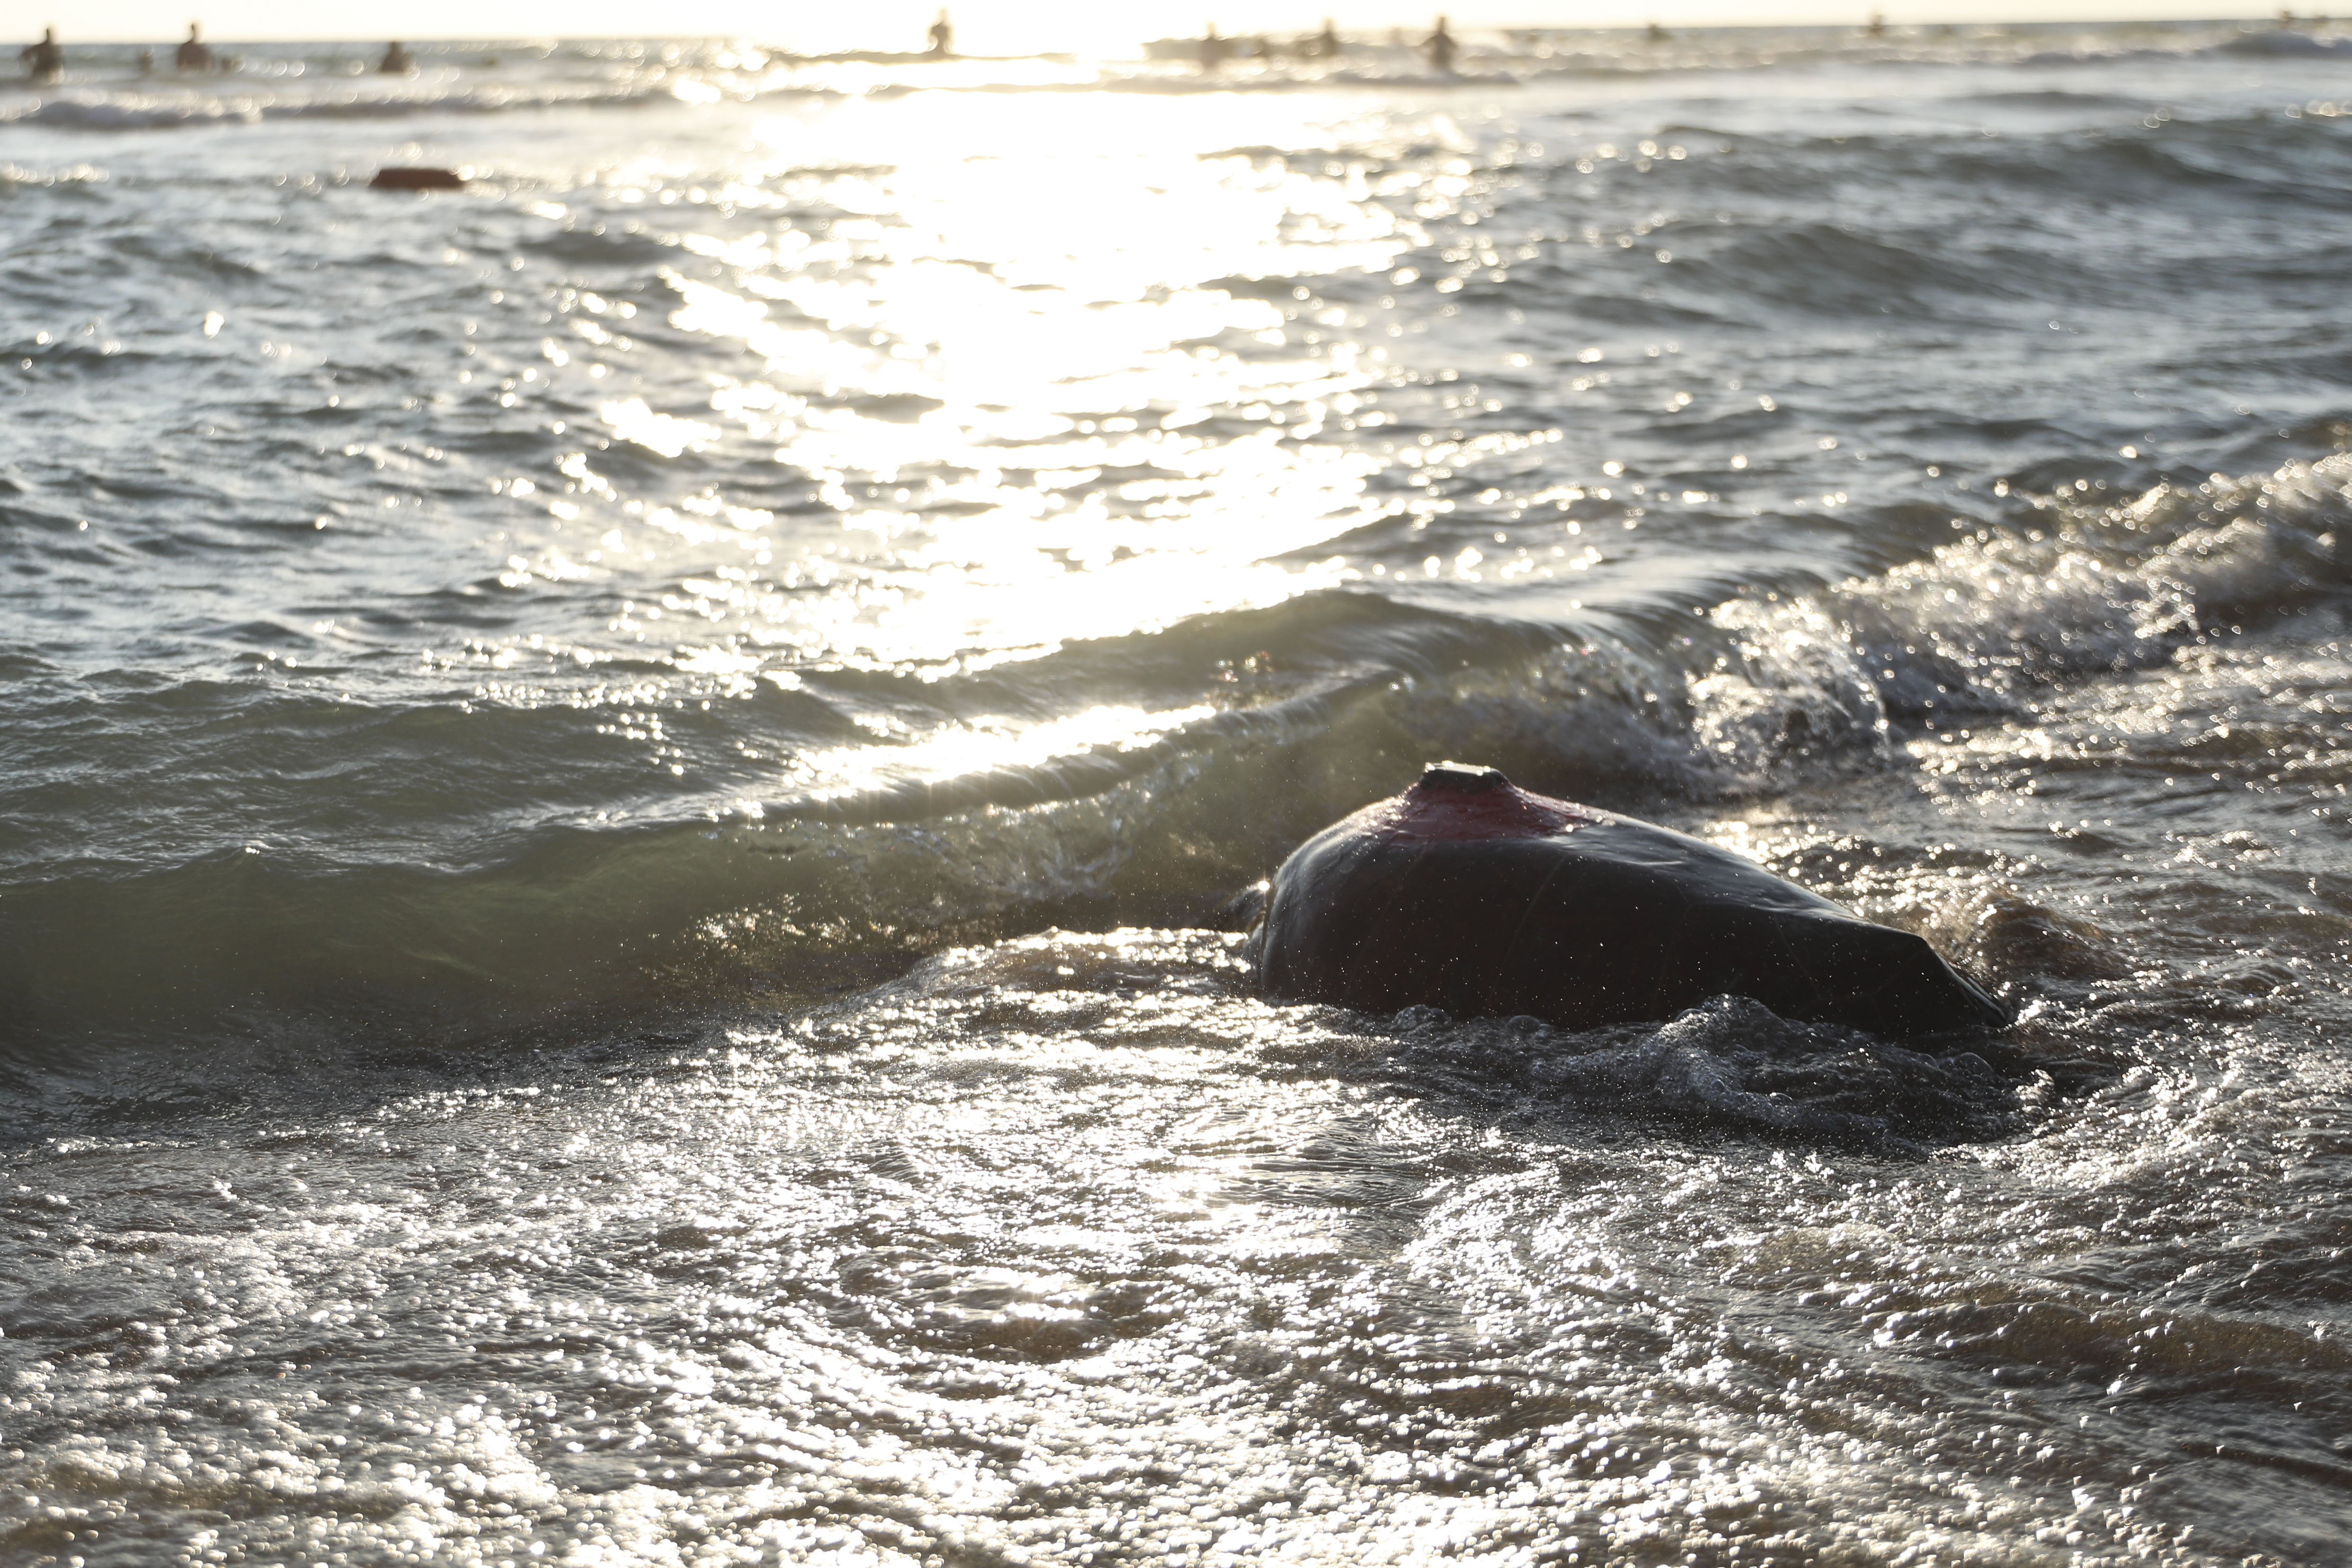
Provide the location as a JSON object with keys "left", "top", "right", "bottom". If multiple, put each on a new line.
{"left": 3, "top": 20, "right": 2352, "bottom": 1565}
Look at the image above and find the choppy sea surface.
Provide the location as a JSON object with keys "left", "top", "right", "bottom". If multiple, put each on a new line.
{"left": 5, "top": 20, "right": 2352, "bottom": 1565}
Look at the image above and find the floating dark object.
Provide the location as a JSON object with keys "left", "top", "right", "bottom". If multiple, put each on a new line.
{"left": 370, "top": 167, "right": 467, "bottom": 191}
{"left": 1256, "top": 762, "right": 2009, "bottom": 1037}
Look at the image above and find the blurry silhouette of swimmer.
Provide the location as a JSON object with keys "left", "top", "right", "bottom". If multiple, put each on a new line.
{"left": 1648, "top": 21, "right": 1670, "bottom": 44}
{"left": 138, "top": 47, "right": 155, "bottom": 73}
{"left": 1313, "top": 18, "right": 1339, "bottom": 57}
{"left": 379, "top": 40, "right": 414, "bottom": 73}
{"left": 175, "top": 23, "right": 212, "bottom": 71}
{"left": 20, "top": 26, "right": 62, "bottom": 82}
{"left": 1198, "top": 23, "right": 1224, "bottom": 71}
{"left": 927, "top": 10, "right": 952, "bottom": 56}
{"left": 1424, "top": 15, "right": 1455, "bottom": 73}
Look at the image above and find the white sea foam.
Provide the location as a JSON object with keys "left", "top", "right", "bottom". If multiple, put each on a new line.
{"left": 1694, "top": 456, "right": 2352, "bottom": 778}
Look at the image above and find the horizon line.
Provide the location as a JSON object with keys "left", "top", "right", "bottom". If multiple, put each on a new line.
{"left": 11, "top": 14, "right": 2312, "bottom": 46}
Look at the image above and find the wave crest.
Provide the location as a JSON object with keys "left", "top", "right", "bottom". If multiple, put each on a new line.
{"left": 1692, "top": 454, "right": 2352, "bottom": 781}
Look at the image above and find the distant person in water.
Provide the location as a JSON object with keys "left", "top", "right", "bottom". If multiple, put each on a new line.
{"left": 20, "top": 26, "right": 62, "bottom": 81}
{"left": 1424, "top": 16, "right": 1455, "bottom": 73}
{"left": 1647, "top": 21, "right": 1670, "bottom": 44}
{"left": 927, "top": 10, "right": 952, "bottom": 56}
{"left": 175, "top": 23, "right": 212, "bottom": 71}
{"left": 379, "top": 40, "right": 414, "bottom": 73}
{"left": 138, "top": 47, "right": 155, "bottom": 73}
{"left": 1866, "top": 11, "right": 1886, "bottom": 36}
{"left": 1313, "top": 18, "right": 1340, "bottom": 58}
{"left": 1198, "top": 23, "right": 1224, "bottom": 71}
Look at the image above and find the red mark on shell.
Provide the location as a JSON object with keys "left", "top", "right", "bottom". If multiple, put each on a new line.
{"left": 1360, "top": 773, "right": 1600, "bottom": 842}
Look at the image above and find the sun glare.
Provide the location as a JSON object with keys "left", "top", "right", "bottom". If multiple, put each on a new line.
{"left": 612, "top": 87, "right": 1421, "bottom": 726}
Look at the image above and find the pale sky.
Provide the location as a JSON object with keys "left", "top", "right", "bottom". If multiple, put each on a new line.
{"left": 1, "top": 0, "right": 2286, "bottom": 47}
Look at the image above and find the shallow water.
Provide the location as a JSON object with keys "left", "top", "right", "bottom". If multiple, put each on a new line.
{"left": 4, "top": 23, "right": 2352, "bottom": 1566}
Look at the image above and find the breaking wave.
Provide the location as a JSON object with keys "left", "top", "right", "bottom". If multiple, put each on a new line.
{"left": 1694, "top": 455, "right": 2352, "bottom": 775}
{"left": 6, "top": 452, "right": 2343, "bottom": 1086}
